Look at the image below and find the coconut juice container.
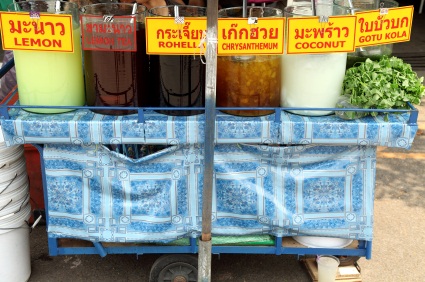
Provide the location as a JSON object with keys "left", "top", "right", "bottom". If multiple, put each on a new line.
{"left": 281, "top": 4, "right": 348, "bottom": 116}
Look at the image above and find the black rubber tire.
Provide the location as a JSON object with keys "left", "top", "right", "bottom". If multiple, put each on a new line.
{"left": 336, "top": 255, "right": 361, "bottom": 267}
{"left": 149, "top": 254, "right": 198, "bottom": 282}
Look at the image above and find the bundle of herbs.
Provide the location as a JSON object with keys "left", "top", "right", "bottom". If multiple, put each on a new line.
{"left": 337, "top": 56, "right": 425, "bottom": 120}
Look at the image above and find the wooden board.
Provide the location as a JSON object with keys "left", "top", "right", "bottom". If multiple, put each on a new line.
{"left": 302, "top": 258, "right": 362, "bottom": 282}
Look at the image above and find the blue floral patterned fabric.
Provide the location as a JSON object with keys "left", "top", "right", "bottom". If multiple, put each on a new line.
{"left": 0, "top": 108, "right": 417, "bottom": 147}
{"left": 45, "top": 143, "right": 376, "bottom": 242}
{"left": 1, "top": 107, "right": 415, "bottom": 242}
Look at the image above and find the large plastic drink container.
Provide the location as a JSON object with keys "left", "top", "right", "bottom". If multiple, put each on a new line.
{"left": 281, "top": 4, "right": 348, "bottom": 116}
{"left": 148, "top": 5, "right": 207, "bottom": 116}
{"left": 334, "top": 0, "right": 399, "bottom": 68}
{"left": 216, "top": 6, "right": 282, "bottom": 117}
{"left": 81, "top": 3, "right": 146, "bottom": 115}
{"left": 8, "top": 1, "right": 85, "bottom": 114}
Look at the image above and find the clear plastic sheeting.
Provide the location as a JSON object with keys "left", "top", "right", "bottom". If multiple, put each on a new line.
{"left": 44, "top": 143, "right": 375, "bottom": 243}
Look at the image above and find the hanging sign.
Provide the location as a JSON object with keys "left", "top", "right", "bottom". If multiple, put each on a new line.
{"left": 355, "top": 6, "right": 413, "bottom": 47}
{"left": 217, "top": 18, "right": 285, "bottom": 55}
{"left": 81, "top": 15, "right": 137, "bottom": 51}
{"left": 145, "top": 17, "right": 207, "bottom": 55}
{"left": 0, "top": 12, "right": 74, "bottom": 52}
{"left": 286, "top": 15, "right": 357, "bottom": 54}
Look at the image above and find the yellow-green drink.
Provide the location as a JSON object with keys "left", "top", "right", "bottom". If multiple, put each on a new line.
{"left": 13, "top": 28, "right": 85, "bottom": 114}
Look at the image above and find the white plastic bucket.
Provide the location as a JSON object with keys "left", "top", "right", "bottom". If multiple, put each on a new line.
{"left": 0, "top": 192, "right": 30, "bottom": 218}
{"left": 0, "top": 172, "right": 29, "bottom": 195}
{"left": 0, "top": 145, "right": 24, "bottom": 165}
{"left": 0, "top": 182, "right": 29, "bottom": 208}
{"left": 0, "top": 203, "right": 31, "bottom": 282}
{"left": 0, "top": 203, "right": 31, "bottom": 233}
{"left": 0, "top": 157, "right": 28, "bottom": 184}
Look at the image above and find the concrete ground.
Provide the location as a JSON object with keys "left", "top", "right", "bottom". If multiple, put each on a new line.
{"left": 4, "top": 2, "right": 425, "bottom": 282}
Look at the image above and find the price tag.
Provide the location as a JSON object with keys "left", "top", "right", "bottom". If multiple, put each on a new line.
{"left": 217, "top": 18, "right": 285, "bottom": 55}
{"left": 286, "top": 15, "right": 356, "bottom": 54}
{"left": 355, "top": 6, "right": 413, "bottom": 47}
{"left": 146, "top": 17, "right": 207, "bottom": 55}
{"left": 0, "top": 12, "right": 74, "bottom": 52}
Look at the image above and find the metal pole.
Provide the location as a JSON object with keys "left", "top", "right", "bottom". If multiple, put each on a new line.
{"left": 198, "top": 0, "right": 218, "bottom": 281}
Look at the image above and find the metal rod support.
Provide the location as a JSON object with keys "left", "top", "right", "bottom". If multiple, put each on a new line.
{"left": 199, "top": 1, "right": 218, "bottom": 281}
{"left": 198, "top": 240, "right": 212, "bottom": 282}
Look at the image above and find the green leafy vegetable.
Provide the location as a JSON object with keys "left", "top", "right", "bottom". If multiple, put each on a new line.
{"left": 341, "top": 56, "right": 425, "bottom": 117}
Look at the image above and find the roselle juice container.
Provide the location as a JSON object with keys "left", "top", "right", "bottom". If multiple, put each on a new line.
{"left": 148, "top": 5, "right": 206, "bottom": 116}
{"left": 7, "top": 1, "right": 85, "bottom": 114}
{"left": 216, "top": 7, "right": 282, "bottom": 117}
{"left": 81, "top": 3, "right": 147, "bottom": 115}
{"left": 281, "top": 4, "right": 348, "bottom": 116}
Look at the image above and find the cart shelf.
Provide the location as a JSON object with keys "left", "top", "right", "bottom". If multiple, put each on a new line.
{"left": 0, "top": 102, "right": 418, "bottom": 148}
{"left": 50, "top": 236, "right": 368, "bottom": 258}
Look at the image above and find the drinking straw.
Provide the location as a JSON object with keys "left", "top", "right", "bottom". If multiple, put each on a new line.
{"left": 55, "top": 0, "right": 60, "bottom": 13}
{"left": 311, "top": 0, "right": 316, "bottom": 16}
{"left": 131, "top": 2, "right": 137, "bottom": 15}
{"left": 13, "top": 0, "right": 19, "bottom": 12}
{"left": 174, "top": 5, "right": 179, "bottom": 17}
{"left": 347, "top": 0, "right": 355, "bottom": 14}
{"left": 243, "top": 0, "right": 247, "bottom": 17}
{"left": 130, "top": 2, "right": 137, "bottom": 24}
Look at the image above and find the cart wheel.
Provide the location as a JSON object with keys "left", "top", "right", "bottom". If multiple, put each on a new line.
{"left": 337, "top": 255, "right": 361, "bottom": 267}
{"left": 149, "top": 254, "right": 198, "bottom": 282}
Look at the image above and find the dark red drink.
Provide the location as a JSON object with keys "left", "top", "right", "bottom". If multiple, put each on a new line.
{"left": 150, "top": 55, "right": 206, "bottom": 116}
{"left": 84, "top": 49, "right": 137, "bottom": 115}
{"left": 136, "top": 23, "right": 155, "bottom": 108}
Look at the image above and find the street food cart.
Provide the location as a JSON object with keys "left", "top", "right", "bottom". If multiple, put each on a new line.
{"left": 0, "top": 0, "right": 420, "bottom": 281}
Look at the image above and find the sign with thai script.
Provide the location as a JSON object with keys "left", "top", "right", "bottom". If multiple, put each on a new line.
{"left": 81, "top": 15, "right": 137, "bottom": 51}
{"left": 286, "top": 15, "right": 356, "bottom": 54}
{"left": 355, "top": 6, "right": 413, "bottom": 47}
{"left": 0, "top": 12, "right": 74, "bottom": 52}
{"left": 146, "top": 17, "right": 207, "bottom": 55}
{"left": 217, "top": 18, "right": 285, "bottom": 55}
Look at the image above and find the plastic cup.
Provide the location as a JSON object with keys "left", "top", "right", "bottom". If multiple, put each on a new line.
{"left": 316, "top": 255, "right": 340, "bottom": 282}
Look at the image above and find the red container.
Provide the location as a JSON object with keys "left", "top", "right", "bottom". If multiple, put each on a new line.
{"left": 24, "top": 144, "right": 44, "bottom": 222}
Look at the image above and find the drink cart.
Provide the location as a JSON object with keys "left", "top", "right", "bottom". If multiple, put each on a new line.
{"left": 0, "top": 60, "right": 419, "bottom": 281}
{"left": 0, "top": 1, "right": 420, "bottom": 281}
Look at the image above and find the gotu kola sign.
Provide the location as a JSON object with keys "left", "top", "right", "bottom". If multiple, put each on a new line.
{"left": 355, "top": 6, "right": 413, "bottom": 47}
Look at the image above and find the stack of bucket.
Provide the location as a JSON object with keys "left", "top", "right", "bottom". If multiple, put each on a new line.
{"left": 0, "top": 142, "right": 32, "bottom": 282}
